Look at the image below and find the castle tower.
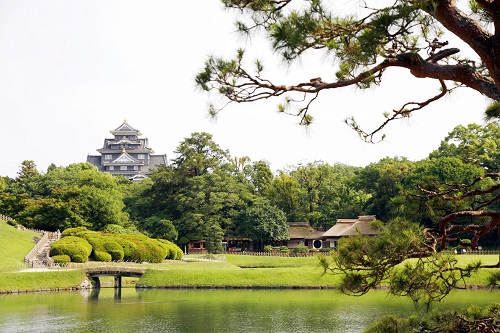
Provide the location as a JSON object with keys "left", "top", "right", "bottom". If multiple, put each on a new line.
{"left": 87, "top": 120, "right": 167, "bottom": 181}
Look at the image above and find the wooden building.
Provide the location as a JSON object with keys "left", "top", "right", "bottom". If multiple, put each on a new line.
{"left": 321, "top": 215, "right": 380, "bottom": 248}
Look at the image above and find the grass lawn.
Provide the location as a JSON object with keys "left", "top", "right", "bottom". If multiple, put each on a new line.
{"left": 1, "top": 226, "right": 498, "bottom": 291}
{"left": 0, "top": 222, "right": 40, "bottom": 268}
{"left": 0, "top": 270, "right": 87, "bottom": 292}
{"left": 139, "top": 254, "right": 338, "bottom": 288}
{"left": 138, "top": 254, "right": 499, "bottom": 289}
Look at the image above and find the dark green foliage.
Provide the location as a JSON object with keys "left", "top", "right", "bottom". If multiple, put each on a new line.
{"left": 320, "top": 219, "right": 481, "bottom": 305}
{"left": 49, "top": 236, "right": 92, "bottom": 263}
{"left": 364, "top": 303, "right": 500, "bottom": 333}
{"left": 6, "top": 219, "right": 17, "bottom": 227}
{"left": 235, "top": 197, "right": 288, "bottom": 244}
{"left": 205, "top": 223, "right": 224, "bottom": 254}
{"left": 6, "top": 162, "right": 130, "bottom": 231}
{"left": 485, "top": 101, "right": 500, "bottom": 121}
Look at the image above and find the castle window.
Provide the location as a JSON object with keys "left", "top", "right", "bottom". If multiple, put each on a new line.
{"left": 120, "top": 166, "right": 127, "bottom": 171}
{"left": 138, "top": 154, "right": 145, "bottom": 160}
{"left": 109, "top": 166, "right": 114, "bottom": 171}
{"left": 105, "top": 154, "right": 112, "bottom": 160}
{"left": 133, "top": 166, "right": 138, "bottom": 170}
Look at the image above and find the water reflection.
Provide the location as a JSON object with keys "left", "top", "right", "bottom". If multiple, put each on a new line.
{"left": 0, "top": 289, "right": 498, "bottom": 333}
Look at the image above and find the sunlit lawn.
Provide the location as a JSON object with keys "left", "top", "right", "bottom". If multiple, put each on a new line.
{"left": 0, "top": 222, "right": 41, "bottom": 268}
{"left": 0, "top": 270, "right": 87, "bottom": 291}
{"left": 138, "top": 253, "right": 499, "bottom": 288}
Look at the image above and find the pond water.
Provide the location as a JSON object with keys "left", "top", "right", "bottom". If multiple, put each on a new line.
{"left": 0, "top": 288, "right": 498, "bottom": 333}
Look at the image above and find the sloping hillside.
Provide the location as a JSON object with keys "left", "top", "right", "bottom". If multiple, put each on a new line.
{"left": 0, "top": 222, "right": 40, "bottom": 267}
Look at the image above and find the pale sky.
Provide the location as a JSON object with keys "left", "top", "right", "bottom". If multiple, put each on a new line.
{"left": 0, "top": 0, "right": 488, "bottom": 178}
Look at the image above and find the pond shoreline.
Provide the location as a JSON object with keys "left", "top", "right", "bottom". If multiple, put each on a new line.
{"left": 3, "top": 283, "right": 496, "bottom": 295}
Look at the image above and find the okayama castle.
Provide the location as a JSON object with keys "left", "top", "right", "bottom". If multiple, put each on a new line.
{"left": 87, "top": 120, "right": 167, "bottom": 181}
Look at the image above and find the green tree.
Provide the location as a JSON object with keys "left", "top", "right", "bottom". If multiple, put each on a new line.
{"left": 290, "top": 162, "right": 367, "bottom": 227}
{"left": 235, "top": 197, "right": 288, "bottom": 248}
{"left": 429, "top": 122, "right": 500, "bottom": 172}
{"left": 172, "top": 132, "right": 229, "bottom": 177}
{"left": 174, "top": 170, "right": 251, "bottom": 241}
{"left": 267, "top": 172, "right": 302, "bottom": 221}
{"left": 197, "top": 1, "right": 500, "bottom": 141}
{"left": 142, "top": 217, "right": 178, "bottom": 242}
{"left": 354, "top": 157, "right": 414, "bottom": 221}
{"left": 13, "top": 163, "right": 130, "bottom": 231}
{"left": 14, "top": 160, "right": 41, "bottom": 196}
{"left": 244, "top": 160, "right": 274, "bottom": 195}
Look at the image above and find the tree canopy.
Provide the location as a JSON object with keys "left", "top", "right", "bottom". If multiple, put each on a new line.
{"left": 196, "top": 0, "right": 500, "bottom": 141}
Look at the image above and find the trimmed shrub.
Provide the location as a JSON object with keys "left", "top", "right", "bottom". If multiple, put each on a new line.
{"left": 104, "top": 241, "right": 124, "bottom": 261}
{"left": 61, "top": 226, "right": 89, "bottom": 238}
{"left": 279, "top": 246, "right": 289, "bottom": 253}
{"left": 264, "top": 245, "right": 273, "bottom": 252}
{"left": 50, "top": 236, "right": 92, "bottom": 263}
{"left": 6, "top": 219, "right": 17, "bottom": 227}
{"left": 157, "top": 239, "right": 183, "bottom": 260}
{"left": 51, "top": 254, "right": 71, "bottom": 264}
{"left": 293, "top": 244, "right": 309, "bottom": 254}
{"left": 121, "top": 234, "right": 166, "bottom": 263}
{"left": 94, "top": 250, "right": 112, "bottom": 262}
{"left": 86, "top": 237, "right": 105, "bottom": 251}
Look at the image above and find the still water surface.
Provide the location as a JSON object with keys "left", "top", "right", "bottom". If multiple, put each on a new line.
{"left": 0, "top": 288, "right": 498, "bottom": 333}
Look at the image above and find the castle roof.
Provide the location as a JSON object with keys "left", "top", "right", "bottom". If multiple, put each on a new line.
{"left": 110, "top": 120, "right": 142, "bottom": 136}
{"left": 103, "top": 149, "right": 143, "bottom": 166}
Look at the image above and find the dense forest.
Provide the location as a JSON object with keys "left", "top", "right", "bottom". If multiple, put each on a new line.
{"left": 1, "top": 122, "right": 499, "bottom": 251}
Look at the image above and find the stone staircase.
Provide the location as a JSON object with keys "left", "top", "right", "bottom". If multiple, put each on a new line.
{"left": 24, "top": 230, "right": 61, "bottom": 268}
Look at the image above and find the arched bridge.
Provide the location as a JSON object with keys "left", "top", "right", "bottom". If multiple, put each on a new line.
{"left": 86, "top": 266, "right": 146, "bottom": 288}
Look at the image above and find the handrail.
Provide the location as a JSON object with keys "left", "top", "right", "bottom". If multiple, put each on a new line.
{"left": 23, "top": 230, "right": 61, "bottom": 267}
{"left": 24, "top": 233, "right": 48, "bottom": 267}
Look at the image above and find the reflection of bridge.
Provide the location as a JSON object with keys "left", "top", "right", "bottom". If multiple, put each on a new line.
{"left": 86, "top": 266, "right": 146, "bottom": 288}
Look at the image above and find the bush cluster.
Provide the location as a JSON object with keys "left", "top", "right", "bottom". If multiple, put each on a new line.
{"left": 279, "top": 246, "right": 289, "bottom": 253}
{"left": 50, "top": 227, "right": 183, "bottom": 263}
{"left": 49, "top": 236, "right": 92, "bottom": 263}
{"left": 51, "top": 254, "right": 71, "bottom": 264}
{"left": 6, "top": 219, "right": 17, "bottom": 227}
{"left": 293, "top": 244, "right": 309, "bottom": 254}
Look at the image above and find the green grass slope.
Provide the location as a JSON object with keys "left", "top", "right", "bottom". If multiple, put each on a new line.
{"left": 0, "top": 222, "right": 40, "bottom": 267}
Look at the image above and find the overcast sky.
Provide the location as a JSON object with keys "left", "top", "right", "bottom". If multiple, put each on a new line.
{"left": 0, "top": 0, "right": 488, "bottom": 178}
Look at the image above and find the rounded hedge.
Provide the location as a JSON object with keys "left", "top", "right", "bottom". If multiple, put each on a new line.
{"left": 50, "top": 236, "right": 92, "bottom": 263}
{"left": 104, "top": 240, "right": 124, "bottom": 261}
{"left": 157, "top": 239, "right": 183, "bottom": 260}
{"left": 94, "top": 250, "right": 112, "bottom": 262}
{"left": 51, "top": 254, "right": 71, "bottom": 264}
{"left": 121, "top": 234, "right": 166, "bottom": 263}
{"left": 53, "top": 226, "right": 183, "bottom": 263}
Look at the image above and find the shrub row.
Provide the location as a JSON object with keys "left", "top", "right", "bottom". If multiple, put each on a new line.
{"left": 51, "top": 227, "right": 183, "bottom": 263}
{"left": 49, "top": 236, "right": 93, "bottom": 263}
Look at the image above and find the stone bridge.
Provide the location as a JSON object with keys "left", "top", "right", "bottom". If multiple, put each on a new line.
{"left": 86, "top": 266, "right": 146, "bottom": 288}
